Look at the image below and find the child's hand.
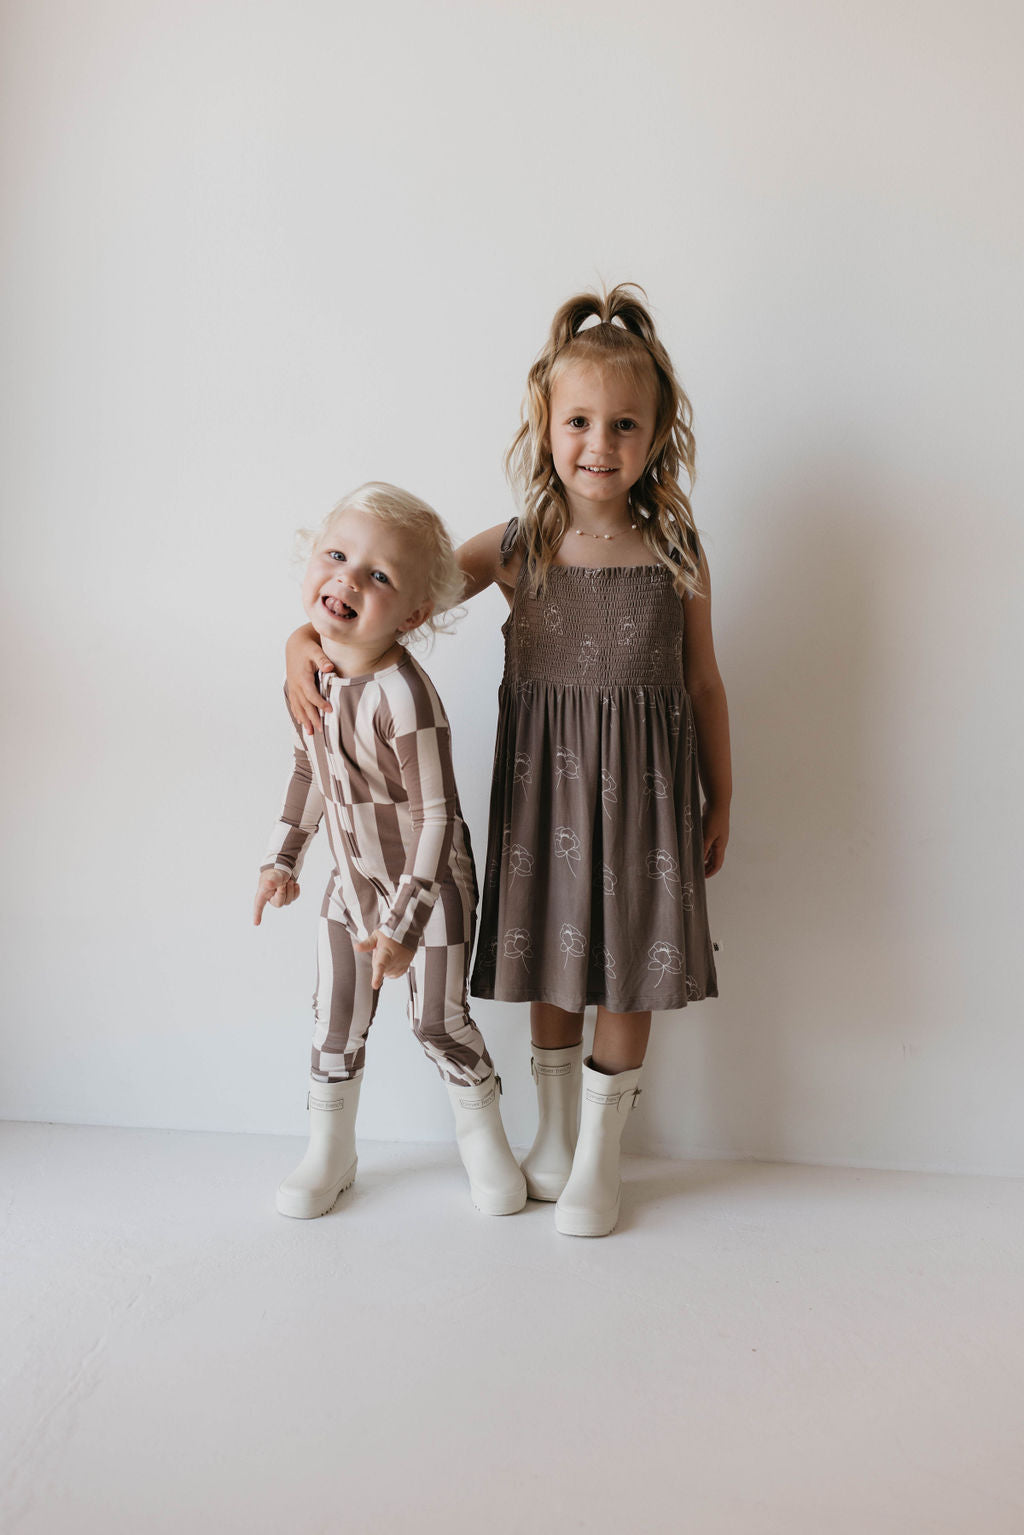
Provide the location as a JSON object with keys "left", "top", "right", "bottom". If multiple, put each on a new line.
{"left": 253, "top": 868, "right": 301, "bottom": 925}
{"left": 702, "top": 802, "right": 730, "bottom": 877}
{"left": 354, "top": 930, "right": 417, "bottom": 990}
{"left": 286, "top": 624, "right": 335, "bottom": 735}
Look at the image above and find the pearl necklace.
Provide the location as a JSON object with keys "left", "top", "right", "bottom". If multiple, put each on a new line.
{"left": 572, "top": 520, "right": 638, "bottom": 541}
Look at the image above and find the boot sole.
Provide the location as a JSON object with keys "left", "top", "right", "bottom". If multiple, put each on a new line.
{"left": 275, "top": 1157, "right": 358, "bottom": 1220}
{"left": 554, "top": 1197, "right": 620, "bottom": 1237}
{"left": 471, "top": 1180, "right": 528, "bottom": 1216}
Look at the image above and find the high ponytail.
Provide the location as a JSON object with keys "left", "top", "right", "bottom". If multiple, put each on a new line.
{"left": 604, "top": 287, "right": 663, "bottom": 350}
{"left": 549, "top": 292, "right": 607, "bottom": 349}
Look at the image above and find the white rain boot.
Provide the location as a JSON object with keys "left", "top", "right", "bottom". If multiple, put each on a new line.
{"left": 554, "top": 1059, "right": 642, "bottom": 1237}
{"left": 276, "top": 1075, "right": 362, "bottom": 1219}
{"left": 520, "top": 1044, "right": 583, "bottom": 1202}
{"left": 447, "top": 1073, "right": 527, "bottom": 1216}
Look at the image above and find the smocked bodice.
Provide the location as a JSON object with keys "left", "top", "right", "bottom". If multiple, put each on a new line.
{"left": 501, "top": 563, "right": 685, "bottom": 689}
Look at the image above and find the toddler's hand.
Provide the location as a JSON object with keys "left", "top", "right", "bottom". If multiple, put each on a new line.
{"left": 253, "top": 868, "right": 301, "bottom": 925}
{"left": 354, "top": 930, "right": 417, "bottom": 990}
{"left": 286, "top": 625, "right": 335, "bottom": 735}
{"left": 702, "top": 802, "right": 730, "bottom": 877}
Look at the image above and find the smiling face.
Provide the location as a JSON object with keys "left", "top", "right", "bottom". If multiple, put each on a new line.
{"left": 301, "top": 506, "right": 432, "bottom": 674}
{"left": 547, "top": 360, "right": 657, "bottom": 523}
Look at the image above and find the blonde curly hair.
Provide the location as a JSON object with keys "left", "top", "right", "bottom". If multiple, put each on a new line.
{"left": 507, "top": 284, "right": 705, "bottom": 598}
{"left": 299, "top": 482, "right": 464, "bottom": 645}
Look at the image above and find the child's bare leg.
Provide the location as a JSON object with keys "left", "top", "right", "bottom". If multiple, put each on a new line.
{"left": 591, "top": 1009, "right": 651, "bottom": 1074}
{"left": 531, "top": 1001, "right": 584, "bottom": 1049}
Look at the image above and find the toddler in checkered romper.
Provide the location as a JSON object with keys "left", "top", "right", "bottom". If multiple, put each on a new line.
{"left": 254, "top": 483, "right": 526, "bottom": 1221}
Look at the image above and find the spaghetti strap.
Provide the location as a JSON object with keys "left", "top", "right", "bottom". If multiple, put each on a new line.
{"left": 669, "top": 525, "right": 701, "bottom": 567}
{"left": 498, "top": 517, "right": 521, "bottom": 567}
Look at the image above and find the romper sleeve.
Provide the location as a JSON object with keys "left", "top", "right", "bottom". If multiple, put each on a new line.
{"left": 375, "top": 667, "right": 461, "bottom": 950}
{"left": 259, "top": 685, "right": 325, "bottom": 879}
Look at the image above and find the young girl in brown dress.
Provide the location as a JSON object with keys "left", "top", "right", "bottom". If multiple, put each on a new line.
{"left": 287, "top": 286, "right": 732, "bottom": 1236}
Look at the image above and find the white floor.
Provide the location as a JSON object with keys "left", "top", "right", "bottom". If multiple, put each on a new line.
{"left": 3, "top": 1123, "right": 1024, "bottom": 1535}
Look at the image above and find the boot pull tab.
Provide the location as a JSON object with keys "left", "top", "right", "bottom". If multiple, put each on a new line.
{"left": 529, "top": 1056, "right": 538, "bottom": 1083}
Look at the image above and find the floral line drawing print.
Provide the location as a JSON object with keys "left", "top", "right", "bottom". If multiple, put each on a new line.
{"left": 681, "top": 881, "right": 695, "bottom": 913}
{"left": 543, "top": 604, "right": 563, "bottom": 635}
{"left": 501, "top": 824, "right": 512, "bottom": 857}
{"left": 648, "top": 941, "right": 684, "bottom": 987}
{"left": 600, "top": 769, "right": 618, "bottom": 818}
{"left": 503, "top": 928, "right": 533, "bottom": 969}
{"left": 667, "top": 701, "right": 682, "bottom": 737}
{"left": 594, "top": 863, "right": 618, "bottom": 895}
{"left": 686, "top": 713, "right": 696, "bottom": 760}
{"left": 640, "top": 768, "right": 669, "bottom": 823}
{"left": 646, "top": 847, "right": 681, "bottom": 898}
{"left": 618, "top": 617, "right": 637, "bottom": 647}
{"left": 513, "top": 753, "right": 532, "bottom": 798}
{"left": 559, "top": 924, "right": 587, "bottom": 968}
{"left": 686, "top": 973, "right": 701, "bottom": 1000}
{"left": 508, "top": 843, "right": 534, "bottom": 886}
{"left": 683, "top": 805, "right": 694, "bottom": 847}
{"left": 578, "top": 637, "right": 597, "bottom": 673}
{"left": 592, "top": 944, "right": 617, "bottom": 980}
{"left": 553, "top": 826, "right": 582, "bottom": 878}
{"left": 556, "top": 746, "right": 581, "bottom": 787}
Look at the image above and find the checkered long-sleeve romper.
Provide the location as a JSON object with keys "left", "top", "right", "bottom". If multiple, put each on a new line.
{"left": 262, "top": 653, "right": 492, "bottom": 1086}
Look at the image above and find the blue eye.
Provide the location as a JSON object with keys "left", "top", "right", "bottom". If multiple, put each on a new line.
{"left": 326, "top": 549, "right": 345, "bottom": 562}
{"left": 372, "top": 571, "right": 390, "bottom": 585}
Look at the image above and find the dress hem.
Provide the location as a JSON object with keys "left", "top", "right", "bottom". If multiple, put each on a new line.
{"left": 470, "top": 983, "right": 718, "bottom": 1012}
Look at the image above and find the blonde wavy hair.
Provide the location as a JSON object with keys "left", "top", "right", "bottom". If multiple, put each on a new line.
{"left": 507, "top": 284, "right": 705, "bottom": 597}
{"left": 299, "top": 482, "right": 464, "bottom": 645}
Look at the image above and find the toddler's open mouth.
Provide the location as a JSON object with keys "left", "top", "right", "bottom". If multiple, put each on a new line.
{"left": 322, "top": 595, "right": 356, "bottom": 620}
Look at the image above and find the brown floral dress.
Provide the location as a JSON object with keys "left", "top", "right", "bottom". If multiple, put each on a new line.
{"left": 470, "top": 520, "right": 718, "bottom": 1014}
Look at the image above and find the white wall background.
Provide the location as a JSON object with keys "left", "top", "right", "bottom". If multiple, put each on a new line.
{"left": 2, "top": 0, "right": 1022, "bottom": 1174}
